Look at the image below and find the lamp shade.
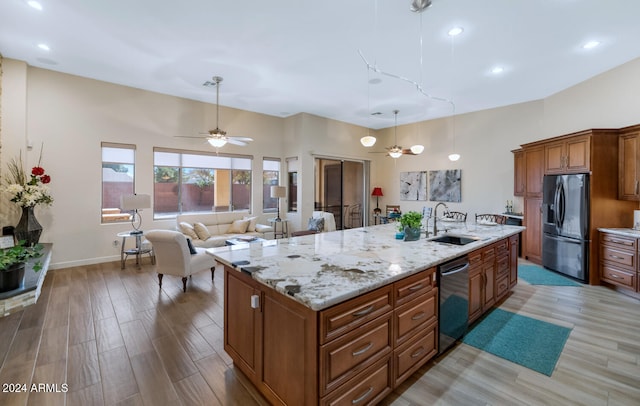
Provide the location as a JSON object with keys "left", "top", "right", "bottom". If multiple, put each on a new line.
{"left": 270, "top": 185, "right": 287, "bottom": 198}
{"left": 371, "top": 187, "right": 383, "bottom": 197}
{"left": 121, "top": 194, "right": 150, "bottom": 210}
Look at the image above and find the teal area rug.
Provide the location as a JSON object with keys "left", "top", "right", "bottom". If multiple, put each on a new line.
{"left": 463, "top": 308, "right": 571, "bottom": 376}
{"left": 518, "top": 264, "right": 581, "bottom": 286}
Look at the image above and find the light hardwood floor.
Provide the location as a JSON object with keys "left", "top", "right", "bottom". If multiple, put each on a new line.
{"left": 0, "top": 259, "right": 639, "bottom": 405}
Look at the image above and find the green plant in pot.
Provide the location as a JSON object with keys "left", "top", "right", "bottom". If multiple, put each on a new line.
{"left": 0, "top": 240, "right": 43, "bottom": 293}
{"left": 399, "top": 211, "right": 423, "bottom": 241}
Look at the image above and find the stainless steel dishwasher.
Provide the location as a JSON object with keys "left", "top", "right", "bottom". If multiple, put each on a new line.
{"left": 438, "top": 255, "right": 470, "bottom": 354}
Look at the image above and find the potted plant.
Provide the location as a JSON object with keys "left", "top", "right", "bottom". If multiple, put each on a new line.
{"left": 399, "top": 211, "right": 423, "bottom": 241}
{"left": 0, "top": 240, "right": 43, "bottom": 293}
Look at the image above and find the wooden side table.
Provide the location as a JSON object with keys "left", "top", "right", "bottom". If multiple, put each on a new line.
{"left": 268, "top": 218, "right": 289, "bottom": 239}
{"left": 117, "top": 231, "right": 155, "bottom": 269}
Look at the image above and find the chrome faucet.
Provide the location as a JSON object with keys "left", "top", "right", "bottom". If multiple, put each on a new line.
{"left": 433, "top": 202, "right": 449, "bottom": 236}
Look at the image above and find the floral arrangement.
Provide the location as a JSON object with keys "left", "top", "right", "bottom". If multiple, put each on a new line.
{"left": 3, "top": 150, "right": 53, "bottom": 208}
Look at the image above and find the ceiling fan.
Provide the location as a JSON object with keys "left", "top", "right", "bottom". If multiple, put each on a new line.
{"left": 177, "top": 76, "right": 253, "bottom": 148}
{"left": 370, "top": 110, "right": 423, "bottom": 158}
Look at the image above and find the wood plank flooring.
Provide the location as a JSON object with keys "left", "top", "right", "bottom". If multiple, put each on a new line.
{"left": 0, "top": 259, "right": 639, "bottom": 405}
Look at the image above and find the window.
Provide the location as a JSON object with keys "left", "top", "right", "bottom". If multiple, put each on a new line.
{"left": 101, "top": 143, "right": 135, "bottom": 223}
{"left": 153, "top": 148, "right": 252, "bottom": 218}
{"left": 263, "top": 158, "right": 281, "bottom": 213}
{"left": 287, "top": 157, "right": 298, "bottom": 213}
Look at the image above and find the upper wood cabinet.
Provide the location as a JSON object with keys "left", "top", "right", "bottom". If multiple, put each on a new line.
{"left": 544, "top": 134, "right": 591, "bottom": 174}
{"left": 618, "top": 126, "right": 640, "bottom": 201}
{"left": 525, "top": 147, "right": 544, "bottom": 197}
{"left": 513, "top": 149, "right": 525, "bottom": 196}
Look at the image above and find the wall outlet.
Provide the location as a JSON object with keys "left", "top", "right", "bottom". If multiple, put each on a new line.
{"left": 113, "top": 240, "right": 119, "bottom": 247}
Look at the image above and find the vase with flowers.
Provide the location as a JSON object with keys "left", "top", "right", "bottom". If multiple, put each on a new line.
{"left": 3, "top": 148, "right": 53, "bottom": 247}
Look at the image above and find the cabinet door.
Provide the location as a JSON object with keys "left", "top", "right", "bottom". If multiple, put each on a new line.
{"left": 525, "top": 147, "right": 544, "bottom": 197}
{"left": 619, "top": 132, "right": 640, "bottom": 200}
{"left": 513, "top": 150, "right": 525, "bottom": 196}
{"left": 468, "top": 267, "right": 483, "bottom": 324}
{"left": 225, "top": 269, "right": 261, "bottom": 380}
{"left": 523, "top": 198, "right": 543, "bottom": 264}
{"left": 482, "top": 248, "right": 496, "bottom": 310}
{"left": 544, "top": 142, "right": 565, "bottom": 174}
{"left": 565, "top": 136, "right": 590, "bottom": 173}
{"left": 509, "top": 234, "right": 519, "bottom": 288}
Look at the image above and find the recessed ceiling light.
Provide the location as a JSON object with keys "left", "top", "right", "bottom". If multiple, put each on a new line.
{"left": 448, "top": 27, "right": 464, "bottom": 37}
{"left": 37, "top": 43, "right": 50, "bottom": 51}
{"left": 491, "top": 66, "right": 504, "bottom": 74}
{"left": 583, "top": 40, "right": 600, "bottom": 49}
{"left": 27, "top": 1, "right": 42, "bottom": 10}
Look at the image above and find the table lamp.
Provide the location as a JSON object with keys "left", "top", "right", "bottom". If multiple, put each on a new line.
{"left": 371, "top": 187, "right": 383, "bottom": 212}
{"left": 121, "top": 194, "right": 151, "bottom": 233}
{"left": 270, "top": 186, "right": 287, "bottom": 221}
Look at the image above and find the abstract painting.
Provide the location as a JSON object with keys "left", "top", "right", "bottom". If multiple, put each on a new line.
{"left": 429, "top": 170, "right": 461, "bottom": 202}
{"left": 400, "top": 171, "right": 428, "bottom": 201}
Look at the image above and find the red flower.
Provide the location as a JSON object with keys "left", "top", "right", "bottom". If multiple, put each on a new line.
{"left": 32, "top": 167, "right": 45, "bottom": 176}
{"left": 41, "top": 175, "right": 51, "bottom": 184}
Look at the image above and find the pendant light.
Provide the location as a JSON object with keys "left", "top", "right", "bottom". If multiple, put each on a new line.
{"left": 448, "top": 27, "right": 461, "bottom": 161}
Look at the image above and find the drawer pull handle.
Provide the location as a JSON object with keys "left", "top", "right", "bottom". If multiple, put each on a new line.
{"left": 610, "top": 239, "right": 627, "bottom": 244}
{"left": 411, "top": 347, "right": 425, "bottom": 358}
{"left": 352, "top": 387, "right": 373, "bottom": 404}
{"left": 352, "top": 342, "right": 373, "bottom": 356}
{"left": 609, "top": 274, "right": 622, "bottom": 279}
{"left": 411, "top": 311, "right": 426, "bottom": 321}
{"left": 408, "top": 283, "right": 423, "bottom": 291}
{"left": 352, "top": 305, "right": 375, "bottom": 317}
{"left": 609, "top": 255, "right": 625, "bottom": 260}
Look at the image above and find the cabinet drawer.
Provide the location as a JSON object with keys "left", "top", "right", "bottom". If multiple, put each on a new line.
{"left": 600, "top": 264, "right": 636, "bottom": 290}
{"left": 320, "top": 314, "right": 392, "bottom": 396}
{"left": 496, "top": 254, "right": 509, "bottom": 277}
{"left": 393, "top": 321, "right": 437, "bottom": 387}
{"left": 394, "top": 289, "right": 437, "bottom": 346}
{"left": 496, "top": 275, "right": 510, "bottom": 300}
{"left": 320, "top": 285, "right": 393, "bottom": 344}
{"left": 494, "top": 239, "right": 508, "bottom": 256}
{"left": 600, "top": 245, "right": 635, "bottom": 270}
{"left": 321, "top": 357, "right": 392, "bottom": 406}
{"left": 394, "top": 267, "right": 435, "bottom": 306}
{"left": 601, "top": 233, "right": 636, "bottom": 251}
{"left": 469, "top": 251, "right": 482, "bottom": 266}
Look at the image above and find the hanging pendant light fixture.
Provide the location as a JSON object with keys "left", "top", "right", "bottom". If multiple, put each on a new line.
{"left": 448, "top": 26, "right": 461, "bottom": 162}
{"left": 361, "top": 41, "right": 377, "bottom": 148}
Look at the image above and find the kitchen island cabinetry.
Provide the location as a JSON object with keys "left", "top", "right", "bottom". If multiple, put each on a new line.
{"left": 213, "top": 224, "right": 523, "bottom": 405}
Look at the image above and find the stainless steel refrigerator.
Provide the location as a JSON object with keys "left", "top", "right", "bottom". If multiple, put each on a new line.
{"left": 541, "top": 173, "right": 590, "bottom": 283}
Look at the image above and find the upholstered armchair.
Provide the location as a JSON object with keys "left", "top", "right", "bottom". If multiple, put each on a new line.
{"left": 145, "top": 230, "right": 217, "bottom": 292}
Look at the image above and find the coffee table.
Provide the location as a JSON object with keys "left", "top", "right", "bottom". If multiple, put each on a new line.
{"left": 225, "top": 236, "right": 266, "bottom": 246}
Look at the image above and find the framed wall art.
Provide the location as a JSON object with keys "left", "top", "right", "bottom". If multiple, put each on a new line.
{"left": 400, "top": 171, "right": 428, "bottom": 201}
{"left": 429, "top": 169, "right": 461, "bottom": 202}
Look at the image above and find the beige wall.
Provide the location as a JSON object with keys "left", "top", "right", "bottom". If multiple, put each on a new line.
{"left": 2, "top": 56, "right": 640, "bottom": 268}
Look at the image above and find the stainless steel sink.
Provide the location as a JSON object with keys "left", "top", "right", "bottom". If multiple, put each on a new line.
{"left": 430, "top": 234, "right": 480, "bottom": 245}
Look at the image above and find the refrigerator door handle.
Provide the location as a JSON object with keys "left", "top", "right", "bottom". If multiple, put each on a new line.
{"left": 553, "top": 182, "right": 561, "bottom": 229}
{"left": 558, "top": 182, "right": 566, "bottom": 227}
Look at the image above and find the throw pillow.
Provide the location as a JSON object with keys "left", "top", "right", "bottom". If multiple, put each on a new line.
{"left": 186, "top": 238, "right": 197, "bottom": 255}
{"left": 243, "top": 216, "right": 258, "bottom": 232}
{"left": 194, "top": 222, "right": 211, "bottom": 240}
{"left": 307, "top": 217, "right": 325, "bottom": 232}
{"left": 179, "top": 222, "right": 199, "bottom": 240}
{"left": 227, "top": 219, "right": 250, "bottom": 234}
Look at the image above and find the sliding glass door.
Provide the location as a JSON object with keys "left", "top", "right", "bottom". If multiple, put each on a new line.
{"left": 314, "top": 157, "right": 367, "bottom": 230}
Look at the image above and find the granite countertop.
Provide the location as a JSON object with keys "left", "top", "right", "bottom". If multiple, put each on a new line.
{"left": 208, "top": 222, "right": 525, "bottom": 311}
{"left": 598, "top": 228, "right": 640, "bottom": 238}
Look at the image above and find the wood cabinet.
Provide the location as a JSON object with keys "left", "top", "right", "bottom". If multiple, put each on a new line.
{"left": 618, "top": 126, "right": 640, "bottom": 200}
{"left": 599, "top": 232, "right": 638, "bottom": 293}
{"left": 518, "top": 128, "right": 636, "bottom": 283}
{"left": 513, "top": 149, "right": 525, "bottom": 196}
{"left": 544, "top": 134, "right": 590, "bottom": 174}
{"left": 225, "top": 264, "right": 442, "bottom": 405}
{"left": 469, "top": 237, "right": 520, "bottom": 325}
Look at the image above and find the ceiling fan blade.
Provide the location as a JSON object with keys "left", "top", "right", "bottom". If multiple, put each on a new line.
{"left": 230, "top": 136, "right": 254, "bottom": 142}
{"left": 226, "top": 138, "right": 248, "bottom": 146}
{"left": 176, "top": 135, "right": 208, "bottom": 139}
{"left": 401, "top": 149, "right": 416, "bottom": 155}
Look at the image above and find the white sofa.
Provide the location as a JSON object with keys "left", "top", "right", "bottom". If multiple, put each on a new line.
{"left": 176, "top": 212, "right": 274, "bottom": 248}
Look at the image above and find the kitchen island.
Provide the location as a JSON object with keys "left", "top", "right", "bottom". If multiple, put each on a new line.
{"left": 208, "top": 222, "right": 524, "bottom": 405}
